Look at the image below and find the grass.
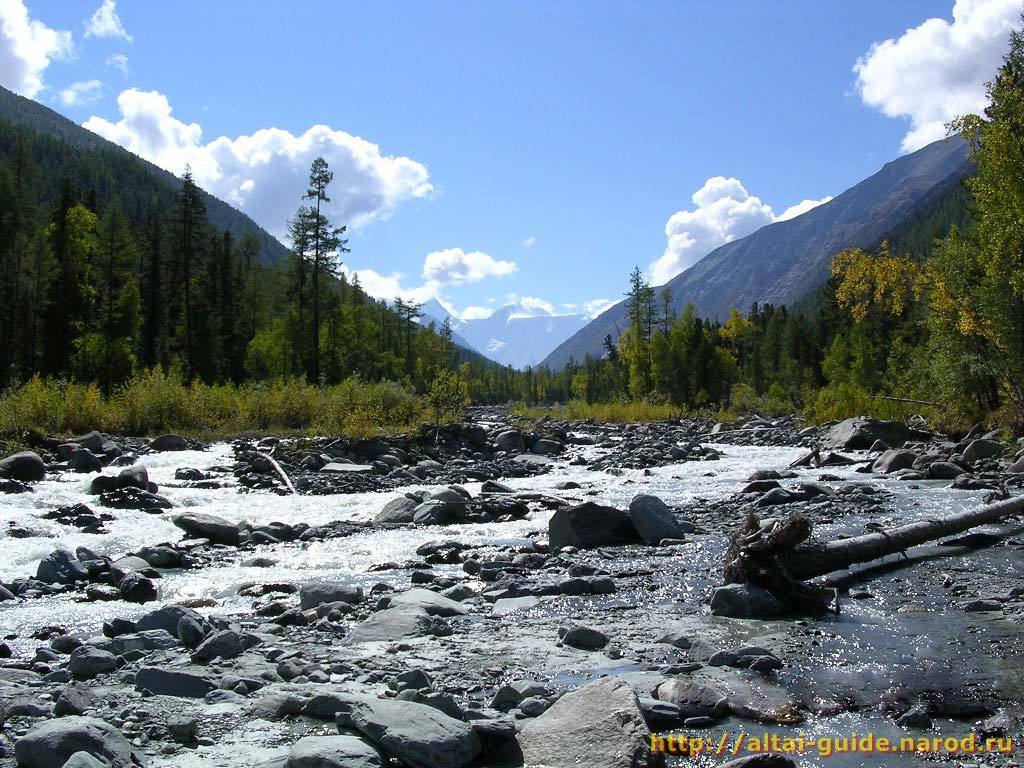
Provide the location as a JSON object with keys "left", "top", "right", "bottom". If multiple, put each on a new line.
{"left": 0, "top": 371, "right": 431, "bottom": 439}
{"left": 512, "top": 400, "right": 681, "bottom": 423}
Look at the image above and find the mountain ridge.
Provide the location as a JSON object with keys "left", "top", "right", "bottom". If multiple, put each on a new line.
{"left": 541, "top": 136, "right": 972, "bottom": 370}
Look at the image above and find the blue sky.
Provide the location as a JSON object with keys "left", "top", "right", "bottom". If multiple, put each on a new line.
{"left": 4, "top": 0, "right": 1021, "bottom": 319}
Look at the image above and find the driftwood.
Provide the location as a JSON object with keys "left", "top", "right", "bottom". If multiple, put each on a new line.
{"left": 257, "top": 451, "right": 296, "bottom": 494}
{"left": 724, "top": 494, "right": 1024, "bottom": 613}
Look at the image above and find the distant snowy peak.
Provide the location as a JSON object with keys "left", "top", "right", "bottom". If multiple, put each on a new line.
{"left": 416, "top": 299, "right": 587, "bottom": 368}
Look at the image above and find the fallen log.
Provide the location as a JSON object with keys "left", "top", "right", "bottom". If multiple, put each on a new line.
{"left": 257, "top": 451, "right": 296, "bottom": 494}
{"left": 723, "top": 494, "right": 1024, "bottom": 614}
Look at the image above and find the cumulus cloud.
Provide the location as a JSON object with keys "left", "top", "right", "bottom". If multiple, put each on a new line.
{"left": 777, "top": 195, "right": 834, "bottom": 222}
{"left": 0, "top": 0, "right": 72, "bottom": 98}
{"left": 106, "top": 52, "right": 127, "bottom": 75}
{"left": 84, "top": 88, "right": 433, "bottom": 238}
{"left": 459, "top": 306, "right": 493, "bottom": 321}
{"left": 506, "top": 294, "right": 555, "bottom": 316}
{"left": 855, "top": 0, "right": 1022, "bottom": 152}
{"left": 583, "top": 298, "right": 616, "bottom": 318}
{"left": 58, "top": 79, "right": 104, "bottom": 107}
{"left": 422, "top": 247, "right": 516, "bottom": 285}
{"left": 650, "top": 177, "right": 832, "bottom": 284}
{"left": 85, "top": 0, "right": 131, "bottom": 41}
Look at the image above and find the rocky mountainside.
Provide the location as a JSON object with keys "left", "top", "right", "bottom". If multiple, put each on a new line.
{"left": 420, "top": 299, "right": 589, "bottom": 369}
{"left": 0, "top": 86, "right": 289, "bottom": 264}
{"left": 542, "top": 136, "right": 971, "bottom": 369}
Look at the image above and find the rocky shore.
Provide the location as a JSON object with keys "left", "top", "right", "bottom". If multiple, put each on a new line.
{"left": 2, "top": 410, "right": 1024, "bottom": 767}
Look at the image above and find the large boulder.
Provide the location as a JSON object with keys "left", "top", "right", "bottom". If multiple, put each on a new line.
{"left": 150, "top": 434, "right": 188, "bottom": 451}
{"left": 286, "top": 735, "right": 382, "bottom": 768}
{"left": 373, "top": 496, "right": 418, "bottom": 524}
{"left": 90, "top": 465, "right": 154, "bottom": 495}
{"left": 135, "top": 666, "right": 217, "bottom": 698}
{"left": 135, "top": 604, "right": 204, "bottom": 634}
{"left": 548, "top": 502, "right": 641, "bottom": 551}
{"left": 872, "top": 449, "right": 918, "bottom": 474}
{"left": 380, "top": 588, "right": 467, "bottom": 617}
{"left": 494, "top": 430, "right": 526, "bottom": 452}
{"left": 344, "top": 608, "right": 450, "bottom": 644}
{"left": 36, "top": 548, "right": 89, "bottom": 584}
{"left": 822, "top": 418, "right": 920, "bottom": 451}
{"left": 628, "top": 495, "right": 684, "bottom": 544}
{"left": 300, "top": 583, "right": 364, "bottom": 610}
{"left": 962, "top": 438, "right": 1004, "bottom": 464}
{"left": 14, "top": 716, "right": 133, "bottom": 768}
{"left": 335, "top": 694, "right": 481, "bottom": 768}
{"left": 517, "top": 677, "right": 661, "bottom": 768}
{"left": 173, "top": 512, "right": 240, "bottom": 545}
{"left": 710, "top": 584, "right": 785, "bottom": 618}
{"left": 68, "top": 647, "right": 118, "bottom": 680}
{"left": 0, "top": 450, "right": 45, "bottom": 482}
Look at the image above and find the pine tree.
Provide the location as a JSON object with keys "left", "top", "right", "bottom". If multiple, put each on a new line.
{"left": 169, "top": 167, "right": 209, "bottom": 378}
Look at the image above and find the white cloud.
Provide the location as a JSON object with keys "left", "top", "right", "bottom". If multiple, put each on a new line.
{"left": 855, "top": 0, "right": 1022, "bottom": 152}
{"left": 583, "top": 298, "right": 616, "bottom": 318}
{"left": 0, "top": 0, "right": 72, "bottom": 98}
{"left": 106, "top": 52, "right": 127, "bottom": 75}
{"left": 650, "top": 177, "right": 832, "bottom": 284}
{"left": 85, "top": 0, "right": 131, "bottom": 41}
{"left": 777, "top": 195, "right": 834, "bottom": 222}
{"left": 58, "top": 79, "right": 104, "bottom": 107}
{"left": 422, "top": 247, "right": 516, "bottom": 285}
{"left": 84, "top": 88, "right": 433, "bottom": 238}
{"left": 521, "top": 236, "right": 536, "bottom": 248}
{"left": 458, "top": 306, "right": 494, "bottom": 320}
{"left": 506, "top": 294, "right": 555, "bottom": 316}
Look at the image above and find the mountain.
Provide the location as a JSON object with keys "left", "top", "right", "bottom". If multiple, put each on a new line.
{"left": 0, "top": 86, "right": 289, "bottom": 263}
{"left": 541, "top": 136, "right": 972, "bottom": 369}
{"left": 419, "top": 298, "right": 589, "bottom": 369}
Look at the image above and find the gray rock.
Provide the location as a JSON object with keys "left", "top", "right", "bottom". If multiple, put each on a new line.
{"left": 68, "top": 647, "right": 118, "bottom": 680}
{"left": 150, "top": 434, "right": 188, "bottom": 451}
{"left": 191, "top": 629, "right": 246, "bottom": 662}
{"left": 136, "top": 666, "right": 217, "bottom": 698}
{"left": 560, "top": 625, "right": 608, "bottom": 650}
{"left": 37, "top": 548, "right": 89, "bottom": 584}
{"left": 344, "top": 608, "right": 450, "bottom": 644}
{"left": 822, "top": 418, "right": 918, "bottom": 450}
{"left": 412, "top": 499, "right": 466, "bottom": 526}
{"left": 531, "top": 438, "right": 563, "bottom": 455}
{"left": 68, "top": 448, "right": 102, "bottom": 473}
{"left": 548, "top": 502, "right": 640, "bottom": 551}
{"left": 518, "top": 677, "right": 659, "bottom": 768}
{"left": 710, "top": 584, "right": 785, "bottom": 618}
{"left": 895, "top": 705, "right": 932, "bottom": 729}
{"left": 628, "top": 494, "right": 683, "bottom": 544}
{"left": 60, "top": 751, "right": 107, "bottom": 768}
{"left": 173, "top": 512, "right": 240, "bottom": 545}
{"left": 178, "top": 616, "right": 207, "bottom": 648}
{"left": 109, "top": 630, "right": 177, "bottom": 654}
{"left": 335, "top": 694, "right": 481, "bottom": 768}
{"left": 963, "top": 438, "right": 1003, "bottom": 464}
{"left": 14, "top": 716, "right": 133, "bottom": 768}
{"left": 109, "top": 555, "right": 150, "bottom": 582}
{"left": 872, "top": 449, "right": 918, "bottom": 474}
{"left": 380, "top": 588, "right": 468, "bottom": 617}
{"left": 54, "top": 685, "right": 95, "bottom": 716}
{"left": 0, "top": 450, "right": 45, "bottom": 482}
{"left": 286, "top": 735, "right": 382, "bottom": 768}
{"left": 927, "top": 461, "right": 965, "bottom": 479}
{"left": 373, "top": 496, "right": 418, "bottom": 524}
{"left": 119, "top": 573, "right": 158, "bottom": 604}
{"left": 301, "top": 583, "right": 364, "bottom": 609}
{"left": 495, "top": 430, "right": 526, "bottom": 452}
{"left": 718, "top": 756, "right": 796, "bottom": 768}
{"left": 136, "top": 604, "right": 203, "bottom": 634}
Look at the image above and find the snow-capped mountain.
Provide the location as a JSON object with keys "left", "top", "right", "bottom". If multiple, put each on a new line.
{"left": 418, "top": 298, "right": 588, "bottom": 369}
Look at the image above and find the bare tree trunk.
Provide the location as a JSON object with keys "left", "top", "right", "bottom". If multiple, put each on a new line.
{"left": 780, "top": 494, "right": 1024, "bottom": 580}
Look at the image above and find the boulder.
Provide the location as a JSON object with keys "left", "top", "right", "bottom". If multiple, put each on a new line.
{"left": 150, "top": 434, "right": 188, "bottom": 451}
{"left": 173, "top": 512, "right": 240, "bottom": 545}
{"left": 531, "top": 438, "right": 563, "bottom": 455}
{"left": 822, "top": 418, "right": 918, "bottom": 451}
{"left": 373, "top": 496, "right": 418, "bottom": 524}
{"left": 119, "top": 573, "right": 158, "bottom": 603}
{"left": 380, "top": 588, "right": 467, "bottom": 617}
{"left": 561, "top": 625, "right": 608, "bottom": 650}
{"left": 718, "top": 756, "right": 796, "bottom": 768}
{"left": 710, "top": 584, "right": 785, "bottom": 618}
{"left": 548, "top": 502, "right": 641, "bottom": 551}
{"left": 37, "top": 548, "right": 89, "bottom": 584}
{"left": 0, "top": 450, "right": 45, "bottom": 482}
{"left": 68, "top": 449, "right": 102, "bottom": 473}
{"left": 335, "top": 694, "right": 481, "bottom": 768}
{"left": 927, "top": 461, "right": 965, "bottom": 479}
{"left": 300, "top": 583, "right": 364, "bottom": 610}
{"left": 14, "top": 717, "right": 133, "bottom": 768}
{"left": 518, "top": 677, "right": 660, "bottom": 768}
{"left": 286, "top": 735, "right": 382, "bottom": 768}
{"left": 136, "top": 666, "right": 217, "bottom": 698}
{"left": 344, "top": 608, "right": 450, "bottom": 644}
{"left": 191, "top": 629, "right": 247, "bottom": 662}
{"left": 962, "top": 438, "right": 1004, "bottom": 464}
{"left": 68, "top": 647, "right": 118, "bottom": 680}
{"left": 412, "top": 499, "right": 466, "bottom": 526}
{"left": 109, "top": 555, "right": 150, "bottom": 582}
{"left": 135, "top": 604, "right": 204, "bottom": 634}
{"left": 872, "top": 449, "right": 918, "bottom": 474}
{"left": 494, "top": 430, "right": 526, "bottom": 452}
{"left": 628, "top": 495, "right": 683, "bottom": 545}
